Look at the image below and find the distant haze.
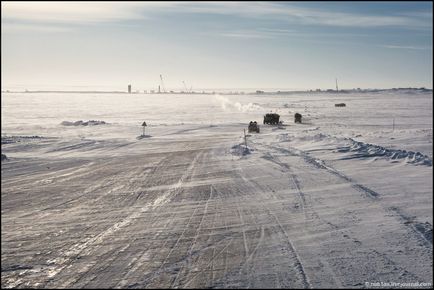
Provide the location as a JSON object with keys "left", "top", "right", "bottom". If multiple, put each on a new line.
{"left": 1, "top": 1, "right": 432, "bottom": 91}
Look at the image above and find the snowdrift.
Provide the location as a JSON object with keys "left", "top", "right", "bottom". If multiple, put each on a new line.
{"left": 230, "top": 144, "right": 253, "bottom": 156}
{"left": 1, "top": 135, "right": 47, "bottom": 144}
{"left": 336, "top": 138, "right": 432, "bottom": 166}
{"left": 61, "top": 120, "right": 107, "bottom": 126}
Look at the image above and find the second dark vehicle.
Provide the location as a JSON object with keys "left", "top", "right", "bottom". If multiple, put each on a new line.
{"left": 263, "top": 113, "right": 280, "bottom": 125}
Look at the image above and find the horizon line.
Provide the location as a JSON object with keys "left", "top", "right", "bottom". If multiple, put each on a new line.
{"left": 2, "top": 87, "right": 432, "bottom": 94}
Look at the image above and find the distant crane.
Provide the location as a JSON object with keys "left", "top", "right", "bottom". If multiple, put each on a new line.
{"left": 160, "top": 74, "right": 166, "bottom": 93}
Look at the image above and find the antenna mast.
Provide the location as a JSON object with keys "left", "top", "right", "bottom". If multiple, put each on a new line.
{"left": 335, "top": 78, "right": 339, "bottom": 92}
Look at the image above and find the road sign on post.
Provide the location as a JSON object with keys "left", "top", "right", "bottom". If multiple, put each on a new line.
{"left": 142, "top": 121, "right": 147, "bottom": 136}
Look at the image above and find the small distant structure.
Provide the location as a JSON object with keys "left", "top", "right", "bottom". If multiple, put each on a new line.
{"left": 128, "top": 84, "right": 132, "bottom": 94}
{"left": 335, "top": 103, "right": 346, "bottom": 107}
{"left": 256, "top": 90, "right": 265, "bottom": 94}
{"left": 160, "top": 74, "right": 166, "bottom": 93}
{"left": 294, "top": 113, "right": 302, "bottom": 123}
{"left": 248, "top": 121, "right": 260, "bottom": 133}
{"left": 141, "top": 121, "right": 147, "bottom": 136}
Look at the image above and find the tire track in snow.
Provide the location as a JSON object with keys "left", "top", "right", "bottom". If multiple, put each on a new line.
{"left": 388, "top": 206, "right": 432, "bottom": 246}
{"left": 123, "top": 207, "right": 200, "bottom": 288}
{"left": 243, "top": 225, "right": 265, "bottom": 288}
{"left": 259, "top": 151, "right": 337, "bottom": 229}
{"left": 269, "top": 143, "right": 433, "bottom": 247}
{"left": 257, "top": 140, "right": 432, "bottom": 250}
{"left": 118, "top": 150, "right": 210, "bottom": 288}
{"left": 236, "top": 205, "right": 249, "bottom": 258}
{"left": 241, "top": 172, "right": 311, "bottom": 288}
{"left": 17, "top": 151, "right": 204, "bottom": 288}
{"left": 267, "top": 210, "right": 311, "bottom": 289}
{"left": 16, "top": 157, "right": 156, "bottom": 219}
{"left": 170, "top": 184, "right": 213, "bottom": 287}
{"left": 160, "top": 185, "right": 232, "bottom": 287}
{"left": 115, "top": 205, "right": 179, "bottom": 288}
{"left": 212, "top": 165, "right": 311, "bottom": 289}
{"left": 182, "top": 238, "right": 234, "bottom": 288}
{"left": 258, "top": 142, "right": 381, "bottom": 200}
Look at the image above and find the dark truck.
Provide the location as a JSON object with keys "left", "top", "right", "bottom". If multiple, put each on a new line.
{"left": 294, "top": 113, "right": 302, "bottom": 123}
{"left": 263, "top": 113, "right": 280, "bottom": 125}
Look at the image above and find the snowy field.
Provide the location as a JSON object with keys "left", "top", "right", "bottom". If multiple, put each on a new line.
{"left": 1, "top": 90, "right": 432, "bottom": 288}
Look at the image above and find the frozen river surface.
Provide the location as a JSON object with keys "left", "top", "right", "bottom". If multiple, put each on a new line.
{"left": 1, "top": 91, "right": 432, "bottom": 288}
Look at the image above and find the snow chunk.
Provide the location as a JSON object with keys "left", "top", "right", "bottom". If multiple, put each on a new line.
{"left": 230, "top": 144, "right": 252, "bottom": 156}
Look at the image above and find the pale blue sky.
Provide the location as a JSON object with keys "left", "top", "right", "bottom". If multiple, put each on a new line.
{"left": 1, "top": 1, "right": 432, "bottom": 91}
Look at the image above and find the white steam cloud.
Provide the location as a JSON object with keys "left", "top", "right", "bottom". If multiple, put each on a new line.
{"left": 214, "top": 95, "right": 262, "bottom": 112}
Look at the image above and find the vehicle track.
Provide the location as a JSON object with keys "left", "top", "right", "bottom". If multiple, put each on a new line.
{"left": 2, "top": 148, "right": 204, "bottom": 288}
{"left": 263, "top": 141, "right": 433, "bottom": 247}
{"left": 251, "top": 139, "right": 432, "bottom": 286}
{"left": 2, "top": 134, "right": 431, "bottom": 288}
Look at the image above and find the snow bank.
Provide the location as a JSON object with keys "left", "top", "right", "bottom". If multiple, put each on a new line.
{"left": 61, "top": 120, "right": 107, "bottom": 126}
{"left": 1, "top": 135, "right": 46, "bottom": 144}
{"left": 297, "top": 133, "right": 329, "bottom": 142}
{"left": 278, "top": 132, "right": 330, "bottom": 143}
{"left": 336, "top": 138, "right": 432, "bottom": 166}
{"left": 230, "top": 144, "right": 253, "bottom": 156}
{"left": 278, "top": 133, "right": 291, "bottom": 142}
{"left": 282, "top": 132, "right": 432, "bottom": 166}
{"left": 1, "top": 153, "right": 7, "bottom": 161}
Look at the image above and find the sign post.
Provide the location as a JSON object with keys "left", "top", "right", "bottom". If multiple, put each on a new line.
{"left": 244, "top": 129, "right": 247, "bottom": 150}
{"left": 142, "top": 121, "right": 147, "bottom": 136}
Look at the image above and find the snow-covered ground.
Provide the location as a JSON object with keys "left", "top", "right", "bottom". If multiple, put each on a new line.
{"left": 1, "top": 90, "right": 432, "bottom": 288}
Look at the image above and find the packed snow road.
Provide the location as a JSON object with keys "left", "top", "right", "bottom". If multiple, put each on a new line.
{"left": 1, "top": 124, "right": 432, "bottom": 288}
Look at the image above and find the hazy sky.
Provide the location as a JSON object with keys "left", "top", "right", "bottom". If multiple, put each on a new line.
{"left": 1, "top": 1, "right": 433, "bottom": 91}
